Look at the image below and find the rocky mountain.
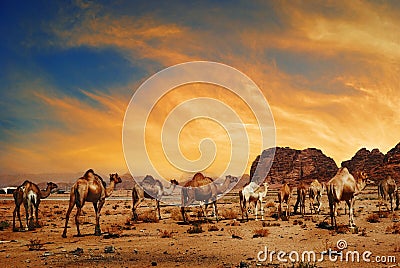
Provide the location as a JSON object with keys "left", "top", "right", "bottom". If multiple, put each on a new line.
{"left": 250, "top": 147, "right": 338, "bottom": 187}
{"left": 342, "top": 143, "right": 400, "bottom": 184}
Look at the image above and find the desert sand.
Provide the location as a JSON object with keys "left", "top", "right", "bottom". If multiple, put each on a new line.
{"left": 0, "top": 186, "right": 399, "bottom": 268}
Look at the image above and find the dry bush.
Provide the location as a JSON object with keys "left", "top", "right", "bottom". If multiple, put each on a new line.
{"left": 208, "top": 225, "right": 219, "bottom": 231}
{"left": 262, "top": 221, "right": 280, "bottom": 227}
{"left": 228, "top": 228, "right": 243, "bottom": 239}
{"left": 366, "top": 213, "right": 380, "bottom": 223}
{"left": 265, "top": 202, "right": 276, "bottom": 208}
{"left": 138, "top": 210, "right": 159, "bottom": 223}
{"left": 112, "top": 204, "right": 119, "bottom": 210}
{"left": 187, "top": 223, "right": 203, "bottom": 234}
{"left": 221, "top": 208, "right": 238, "bottom": 220}
{"left": 253, "top": 228, "right": 270, "bottom": 238}
{"left": 104, "top": 210, "right": 111, "bottom": 215}
{"left": 27, "top": 239, "right": 44, "bottom": 251}
{"left": 159, "top": 229, "right": 174, "bottom": 238}
{"left": 385, "top": 222, "right": 400, "bottom": 234}
{"left": 379, "top": 211, "right": 390, "bottom": 218}
{"left": 228, "top": 219, "right": 240, "bottom": 226}
{"left": 171, "top": 208, "right": 183, "bottom": 221}
{"left": 0, "top": 221, "right": 10, "bottom": 230}
{"left": 336, "top": 225, "right": 350, "bottom": 234}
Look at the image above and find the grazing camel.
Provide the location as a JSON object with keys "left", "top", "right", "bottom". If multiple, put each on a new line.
{"left": 239, "top": 182, "right": 269, "bottom": 221}
{"left": 278, "top": 183, "right": 291, "bottom": 220}
{"left": 132, "top": 175, "right": 179, "bottom": 220}
{"left": 327, "top": 167, "right": 368, "bottom": 228}
{"left": 378, "top": 175, "right": 397, "bottom": 213}
{"left": 308, "top": 179, "right": 325, "bottom": 214}
{"left": 62, "top": 169, "right": 122, "bottom": 238}
{"left": 293, "top": 183, "right": 307, "bottom": 216}
{"left": 181, "top": 173, "right": 238, "bottom": 222}
{"left": 13, "top": 181, "right": 58, "bottom": 231}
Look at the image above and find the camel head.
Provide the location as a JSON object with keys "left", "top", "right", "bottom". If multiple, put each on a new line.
{"left": 225, "top": 175, "right": 239, "bottom": 184}
{"left": 47, "top": 182, "right": 58, "bottom": 193}
{"left": 263, "top": 182, "right": 269, "bottom": 190}
{"left": 170, "top": 179, "right": 179, "bottom": 185}
{"left": 355, "top": 171, "right": 369, "bottom": 190}
{"left": 109, "top": 173, "right": 122, "bottom": 184}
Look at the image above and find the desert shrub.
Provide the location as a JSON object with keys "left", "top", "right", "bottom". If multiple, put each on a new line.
{"left": 262, "top": 221, "right": 280, "bottom": 227}
{"left": 208, "top": 225, "right": 219, "bottom": 231}
{"left": 0, "top": 221, "right": 10, "bottom": 230}
{"left": 228, "top": 228, "right": 243, "bottom": 239}
{"left": 265, "top": 202, "right": 276, "bottom": 208}
{"left": 187, "top": 223, "right": 203, "bottom": 234}
{"left": 386, "top": 222, "right": 400, "bottom": 234}
{"left": 138, "top": 210, "right": 159, "bottom": 223}
{"left": 366, "top": 213, "right": 380, "bottom": 223}
{"left": 221, "top": 208, "right": 238, "bottom": 220}
{"left": 105, "top": 210, "right": 111, "bottom": 215}
{"left": 27, "top": 239, "right": 44, "bottom": 251}
{"left": 336, "top": 225, "right": 350, "bottom": 234}
{"left": 171, "top": 208, "right": 183, "bottom": 221}
{"left": 252, "top": 228, "right": 269, "bottom": 238}
{"left": 159, "top": 229, "right": 174, "bottom": 238}
{"left": 112, "top": 204, "right": 119, "bottom": 210}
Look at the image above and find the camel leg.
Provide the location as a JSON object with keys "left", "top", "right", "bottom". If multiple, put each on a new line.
{"left": 213, "top": 201, "right": 219, "bottom": 222}
{"left": 156, "top": 200, "right": 161, "bottom": 220}
{"left": 347, "top": 199, "right": 355, "bottom": 227}
{"left": 255, "top": 200, "right": 259, "bottom": 221}
{"left": 62, "top": 192, "right": 76, "bottom": 238}
{"left": 94, "top": 200, "right": 104, "bottom": 236}
{"left": 13, "top": 205, "right": 18, "bottom": 231}
{"left": 23, "top": 202, "right": 29, "bottom": 230}
{"left": 260, "top": 199, "right": 265, "bottom": 221}
{"left": 180, "top": 207, "right": 187, "bottom": 223}
{"left": 131, "top": 192, "right": 141, "bottom": 221}
{"left": 75, "top": 205, "right": 83, "bottom": 237}
{"left": 35, "top": 201, "right": 41, "bottom": 227}
{"left": 239, "top": 194, "right": 245, "bottom": 221}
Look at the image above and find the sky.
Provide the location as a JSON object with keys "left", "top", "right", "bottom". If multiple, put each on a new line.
{"left": 1, "top": 0, "right": 400, "bottom": 180}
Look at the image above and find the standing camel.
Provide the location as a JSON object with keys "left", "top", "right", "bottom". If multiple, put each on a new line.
{"left": 308, "top": 179, "right": 325, "bottom": 214}
{"left": 278, "top": 183, "right": 291, "bottom": 220}
{"left": 181, "top": 173, "right": 238, "bottom": 222}
{"left": 13, "top": 180, "right": 58, "bottom": 231}
{"left": 239, "top": 182, "right": 269, "bottom": 221}
{"left": 132, "top": 175, "right": 179, "bottom": 221}
{"left": 62, "top": 169, "right": 122, "bottom": 238}
{"left": 293, "top": 183, "right": 307, "bottom": 216}
{"left": 378, "top": 175, "right": 397, "bottom": 213}
{"left": 327, "top": 167, "right": 368, "bottom": 228}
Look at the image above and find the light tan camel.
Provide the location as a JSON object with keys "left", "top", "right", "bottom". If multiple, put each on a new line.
{"left": 132, "top": 175, "right": 179, "bottom": 220}
{"left": 308, "top": 179, "right": 325, "bottom": 214}
{"left": 294, "top": 183, "right": 307, "bottom": 216}
{"left": 13, "top": 180, "right": 58, "bottom": 231}
{"left": 378, "top": 175, "right": 397, "bottom": 213}
{"left": 181, "top": 173, "right": 238, "bottom": 222}
{"left": 327, "top": 167, "right": 368, "bottom": 227}
{"left": 239, "top": 182, "right": 269, "bottom": 221}
{"left": 62, "top": 169, "right": 122, "bottom": 238}
{"left": 278, "top": 183, "right": 291, "bottom": 220}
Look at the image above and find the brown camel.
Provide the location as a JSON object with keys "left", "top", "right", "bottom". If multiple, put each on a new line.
{"left": 62, "top": 169, "right": 122, "bottom": 238}
{"left": 378, "top": 175, "right": 397, "bottom": 213}
{"left": 293, "top": 183, "right": 307, "bottom": 216}
{"left": 327, "top": 167, "right": 368, "bottom": 227}
{"left": 278, "top": 183, "right": 291, "bottom": 220}
{"left": 132, "top": 175, "right": 179, "bottom": 220}
{"left": 13, "top": 180, "right": 58, "bottom": 231}
{"left": 181, "top": 173, "right": 238, "bottom": 222}
{"left": 308, "top": 179, "right": 325, "bottom": 214}
{"left": 239, "top": 182, "right": 269, "bottom": 221}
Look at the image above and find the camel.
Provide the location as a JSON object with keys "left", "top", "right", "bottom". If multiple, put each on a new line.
{"left": 378, "top": 175, "right": 397, "bottom": 213}
{"left": 239, "top": 181, "right": 269, "bottom": 221}
{"left": 13, "top": 181, "right": 58, "bottom": 231}
{"left": 278, "top": 183, "right": 291, "bottom": 220}
{"left": 132, "top": 175, "right": 179, "bottom": 220}
{"left": 62, "top": 169, "right": 122, "bottom": 238}
{"left": 327, "top": 167, "right": 368, "bottom": 228}
{"left": 308, "top": 179, "right": 325, "bottom": 214}
{"left": 181, "top": 173, "right": 238, "bottom": 222}
{"left": 293, "top": 183, "right": 307, "bottom": 216}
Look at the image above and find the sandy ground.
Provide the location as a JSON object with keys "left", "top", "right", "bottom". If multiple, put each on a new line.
{"left": 0, "top": 186, "right": 399, "bottom": 268}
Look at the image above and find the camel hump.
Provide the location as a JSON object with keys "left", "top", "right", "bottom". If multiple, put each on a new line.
{"left": 84, "top": 169, "right": 95, "bottom": 178}
{"left": 193, "top": 172, "right": 205, "bottom": 180}
{"left": 95, "top": 174, "right": 106, "bottom": 188}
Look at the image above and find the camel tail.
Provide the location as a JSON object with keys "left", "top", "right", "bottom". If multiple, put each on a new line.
{"left": 74, "top": 188, "right": 81, "bottom": 208}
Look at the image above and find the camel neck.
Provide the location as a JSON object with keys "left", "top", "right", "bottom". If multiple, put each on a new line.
{"left": 40, "top": 187, "right": 52, "bottom": 199}
{"left": 105, "top": 181, "right": 116, "bottom": 197}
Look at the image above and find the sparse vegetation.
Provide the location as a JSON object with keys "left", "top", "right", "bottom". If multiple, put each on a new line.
{"left": 187, "top": 223, "right": 203, "bottom": 234}
{"left": 170, "top": 208, "right": 183, "bottom": 221}
{"left": 221, "top": 208, "right": 238, "bottom": 220}
{"left": 138, "top": 210, "right": 159, "bottom": 223}
{"left": 385, "top": 222, "right": 400, "bottom": 234}
{"left": 159, "top": 229, "right": 174, "bottom": 238}
{"left": 366, "top": 213, "right": 380, "bottom": 223}
{"left": 27, "top": 239, "right": 44, "bottom": 251}
{"left": 252, "top": 228, "right": 269, "bottom": 238}
{"left": 208, "top": 225, "right": 219, "bottom": 231}
{"left": 262, "top": 221, "right": 280, "bottom": 227}
{"left": 0, "top": 220, "right": 10, "bottom": 230}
